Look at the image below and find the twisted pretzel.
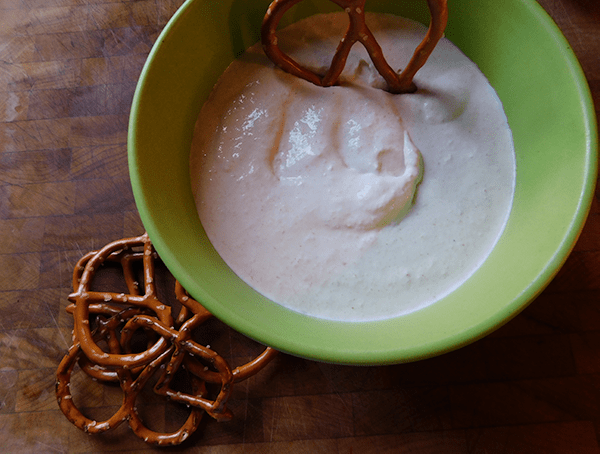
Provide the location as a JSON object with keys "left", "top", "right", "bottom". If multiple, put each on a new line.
{"left": 262, "top": 0, "right": 448, "bottom": 93}
{"left": 56, "top": 233, "right": 278, "bottom": 446}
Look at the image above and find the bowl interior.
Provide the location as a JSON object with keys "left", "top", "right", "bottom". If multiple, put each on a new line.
{"left": 128, "top": 0, "right": 597, "bottom": 365}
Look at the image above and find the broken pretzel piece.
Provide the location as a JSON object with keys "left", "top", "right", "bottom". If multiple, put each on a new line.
{"left": 261, "top": 0, "right": 448, "bottom": 93}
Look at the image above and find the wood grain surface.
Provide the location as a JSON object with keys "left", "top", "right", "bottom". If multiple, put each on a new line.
{"left": 1, "top": 0, "right": 599, "bottom": 452}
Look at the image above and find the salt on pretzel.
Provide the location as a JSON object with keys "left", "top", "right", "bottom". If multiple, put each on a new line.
{"left": 262, "top": 0, "right": 448, "bottom": 93}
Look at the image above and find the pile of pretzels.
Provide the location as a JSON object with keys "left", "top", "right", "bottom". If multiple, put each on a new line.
{"left": 56, "top": 233, "right": 277, "bottom": 446}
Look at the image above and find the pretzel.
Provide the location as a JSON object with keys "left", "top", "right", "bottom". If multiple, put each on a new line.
{"left": 262, "top": 0, "right": 448, "bottom": 93}
{"left": 56, "top": 233, "right": 278, "bottom": 446}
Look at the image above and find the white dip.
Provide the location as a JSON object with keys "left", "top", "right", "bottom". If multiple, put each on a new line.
{"left": 190, "top": 13, "right": 516, "bottom": 322}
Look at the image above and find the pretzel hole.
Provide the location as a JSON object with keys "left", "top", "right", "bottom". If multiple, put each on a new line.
{"left": 276, "top": 14, "right": 350, "bottom": 83}
{"left": 87, "top": 259, "right": 132, "bottom": 295}
{"left": 64, "top": 362, "right": 124, "bottom": 431}
{"left": 125, "top": 325, "right": 158, "bottom": 354}
{"left": 91, "top": 334, "right": 112, "bottom": 354}
{"left": 114, "top": 319, "right": 159, "bottom": 356}
{"left": 69, "top": 361, "right": 107, "bottom": 408}
{"left": 163, "top": 400, "right": 201, "bottom": 437}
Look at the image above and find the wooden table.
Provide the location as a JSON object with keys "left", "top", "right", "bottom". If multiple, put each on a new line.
{"left": 1, "top": 0, "right": 599, "bottom": 452}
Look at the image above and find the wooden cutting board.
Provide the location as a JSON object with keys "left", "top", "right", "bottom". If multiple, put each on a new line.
{"left": 0, "top": 0, "right": 599, "bottom": 452}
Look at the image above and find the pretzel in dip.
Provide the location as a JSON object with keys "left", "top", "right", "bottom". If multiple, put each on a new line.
{"left": 262, "top": 0, "right": 448, "bottom": 93}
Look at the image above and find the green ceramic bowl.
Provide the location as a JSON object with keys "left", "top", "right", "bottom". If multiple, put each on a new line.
{"left": 129, "top": 0, "right": 597, "bottom": 365}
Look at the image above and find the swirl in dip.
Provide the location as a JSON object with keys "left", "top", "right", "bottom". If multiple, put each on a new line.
{"left": 190, "top": 13, "right": 516, "bottom": 321}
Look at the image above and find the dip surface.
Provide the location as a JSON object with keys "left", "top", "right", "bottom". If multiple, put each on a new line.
{"left": 190, "top": 13, "right": 516, "bottom": 321}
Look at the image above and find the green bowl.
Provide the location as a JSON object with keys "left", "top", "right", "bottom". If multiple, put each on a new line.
{"left": 129, "top": 0, "right": 597, "bottom": 365}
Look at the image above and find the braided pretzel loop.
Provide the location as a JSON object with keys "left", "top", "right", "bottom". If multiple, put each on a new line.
{"left": 56, "top": 233, "right": 278, "bottom": 446}
{"left": 262, "top": 0, "right": 448, "bottom": 93}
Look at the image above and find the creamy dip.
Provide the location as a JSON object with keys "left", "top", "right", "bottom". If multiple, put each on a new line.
{"left": 190, "top": 13, "right": 516, "bottom": 322}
